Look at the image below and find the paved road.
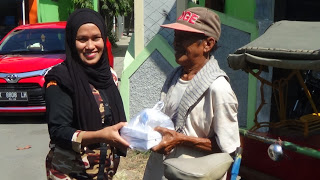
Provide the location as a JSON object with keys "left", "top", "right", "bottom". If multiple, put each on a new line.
{"left": 112, "top": 33, "right": 131, "bottom": 77}
{"left": 0, "top": 116, "right": 49, "bottom": 180}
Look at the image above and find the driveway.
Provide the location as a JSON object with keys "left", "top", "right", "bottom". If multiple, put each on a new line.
{"left": 0, "top": 116, "right": 48, "bottom": 180}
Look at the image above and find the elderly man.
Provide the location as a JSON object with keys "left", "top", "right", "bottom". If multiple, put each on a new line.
{"left": 143, "top": 7, "right": 240, "bottom": 180}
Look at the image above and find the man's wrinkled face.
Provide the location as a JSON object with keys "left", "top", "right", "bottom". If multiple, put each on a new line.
{"left": 173, "top": 30, "right": 207, "bottom": 65}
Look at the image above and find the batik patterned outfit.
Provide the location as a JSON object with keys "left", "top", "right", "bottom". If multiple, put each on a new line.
{"left": 46, "top": 82, "right": 121, "bottom": 180}
{"left": 44, "top": 8, "right": 126, "bottom": 180}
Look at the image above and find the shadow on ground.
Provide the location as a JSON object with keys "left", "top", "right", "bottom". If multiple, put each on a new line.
{"left": 112, "top": 44, "right": 129, "bottom": 57}
{"left": 0, "top": 115, "right": 45, "bottom": 124}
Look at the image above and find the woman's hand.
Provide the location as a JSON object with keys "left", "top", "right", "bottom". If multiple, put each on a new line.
{"left": 151, "top": 126, "right": 184, "bottom": 155}
{"left": 98, "top": 122, "right": 130, "bottom": 149}
{"left": 82, "top": 122, "right": 130, "bottom": 151}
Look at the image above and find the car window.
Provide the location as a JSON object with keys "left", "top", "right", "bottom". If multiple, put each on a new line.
{"left": 0, "top": 28, "right": 65, "bottom": 54}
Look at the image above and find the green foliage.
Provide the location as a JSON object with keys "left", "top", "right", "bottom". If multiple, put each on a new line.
{"left": 100, "top": 0, "right": 133, "bottom": 17}
{"left": 100, "top": 0, "right": 133, "bottom": 45}
{"left": 72, "top": 0, "right": 93, "bottom": 9}
{"left": 57, "top": 0, "right": 74, "bottom": 21}
{"left": 108, "top": 32, "right": 118, "bottom": 48}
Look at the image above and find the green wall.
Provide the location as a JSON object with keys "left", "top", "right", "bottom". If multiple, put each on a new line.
{"left": 225, "top": 0, "right": 256, "bottom": 23}
{"left": 196, "top": 0, "right": 256, "bottom": 23}
{"left": 38, "top": 0, "right": 99, "bottom": 22}
{"left": 38, "top": 0, "right": 60, "bottom": 22}
{"left": 38, "top": 0, "right": 73, "bottom": 22}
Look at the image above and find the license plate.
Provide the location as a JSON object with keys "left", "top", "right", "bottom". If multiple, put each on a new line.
{"left": 0, "top": 91, "right": 28, "bottom": 101}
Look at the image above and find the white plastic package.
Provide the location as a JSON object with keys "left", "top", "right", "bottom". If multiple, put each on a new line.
{"left": 120, "top": 101, "right": 174, "bottom": 151}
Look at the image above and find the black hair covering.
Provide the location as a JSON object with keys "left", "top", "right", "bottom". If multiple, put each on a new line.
{"left": 45, "top": 8, "right": 126, "bottom": 131}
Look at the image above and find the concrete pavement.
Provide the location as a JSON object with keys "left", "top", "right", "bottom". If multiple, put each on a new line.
{"left": 112, "top": 33, "right": 132, "bottom": 79}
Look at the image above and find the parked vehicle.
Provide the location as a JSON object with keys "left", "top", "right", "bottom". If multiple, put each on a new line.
{"left": 0, "top": 21, "right": 115, "bottom": 115}
{"left": 228, "top": 20, "right": 320, "bottom": 180}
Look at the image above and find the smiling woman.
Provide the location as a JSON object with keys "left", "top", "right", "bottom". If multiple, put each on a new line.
{"left": 0, "top": 19, "right": 116, "bottom": 115}
{"left": 76, "top": 23, "right": 104, "bottom": 66}
{"left": 44, "top": 8, "right": 129, "bottom": 180}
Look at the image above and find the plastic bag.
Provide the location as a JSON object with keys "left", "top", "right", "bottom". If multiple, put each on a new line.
{"left": 120, "top": 101, "right": 174, "bottom": 151}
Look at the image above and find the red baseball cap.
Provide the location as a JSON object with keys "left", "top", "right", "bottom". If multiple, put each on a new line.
{"left": 161, "top": 7, "right": 221, "bottom": 41}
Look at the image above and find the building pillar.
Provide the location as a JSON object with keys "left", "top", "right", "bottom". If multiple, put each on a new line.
{"left": 134, "top": 0, "right": 144, "bottom": 58}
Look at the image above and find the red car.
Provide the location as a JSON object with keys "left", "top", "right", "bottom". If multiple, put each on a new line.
{"left": 0, "top": 21, "right": 115, "bottom": 115}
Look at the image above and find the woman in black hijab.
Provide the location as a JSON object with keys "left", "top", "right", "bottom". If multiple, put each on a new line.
{"left": 45, "top": 8, "right": 129, "bottom": 180}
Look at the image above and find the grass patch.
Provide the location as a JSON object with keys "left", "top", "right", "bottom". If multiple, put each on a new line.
{"left": 114, "top": 149, "right": 151, "bottom": 180}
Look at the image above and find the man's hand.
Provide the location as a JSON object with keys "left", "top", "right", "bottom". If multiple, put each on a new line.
{"left": 152, "top": 126, "right": 221, "bottom": 155}
{"left": 151, "top": 126, "right": 184, "bottom": 155}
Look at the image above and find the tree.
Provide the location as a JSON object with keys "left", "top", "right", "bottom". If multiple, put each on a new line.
{"left": 100, "top": 0, "right": 134, "bottom": 46}
{"left": 70, "top": 0, "right": 133, "bottom": 46}
{"left": 72, "top": 0, "right": 93, "bottom": 9}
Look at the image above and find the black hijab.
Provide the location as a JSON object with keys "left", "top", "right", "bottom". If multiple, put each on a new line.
{"left": 45, "top": 8, "right": 126, "bottom": 131}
